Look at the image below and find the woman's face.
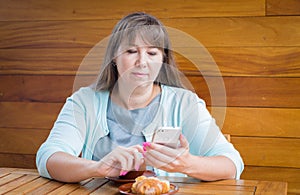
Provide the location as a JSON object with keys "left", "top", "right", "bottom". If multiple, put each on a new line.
{"left": 114, "top": 37, "right": 163, "bottom": 88}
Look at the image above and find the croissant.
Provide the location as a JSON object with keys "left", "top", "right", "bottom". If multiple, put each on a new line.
{"left": 131, "top": 176, "right": 170, "bottom": 195}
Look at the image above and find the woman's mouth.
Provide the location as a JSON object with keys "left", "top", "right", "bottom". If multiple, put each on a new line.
{"left": 132, "top": 72, "right": 148, "bottom": 78}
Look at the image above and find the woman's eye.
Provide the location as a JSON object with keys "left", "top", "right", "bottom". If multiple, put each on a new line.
{"left": 127, "top": 49, "right": 137, "bottom": 54}
{"left": 148, "top": 51, "right": 157, "bottom": 56}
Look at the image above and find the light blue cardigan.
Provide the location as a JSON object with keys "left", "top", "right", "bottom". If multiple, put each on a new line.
{"left": 36, "top": 85, "right": 244, "bottom": 179}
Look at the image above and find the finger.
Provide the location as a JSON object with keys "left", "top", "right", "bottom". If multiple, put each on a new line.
{"left": 101, "top": 152, "right": 121, "bottom": 170}
{"left": 125, "top": 151, "right": 135, "bottom": 171}
{"left": 130, "top": 145, "right": 145, "bottom": 170}
{"left": 117, "top": 152, "right": 130, "bottom": 170}
{"left": 115, "top": 146, "right": 145, "bottom": 174}
{"left": 145, "top": 152, "right": 173, "bottom": 169}
{"left": 179, "top": 134, "right": 189, "bottom": 149}
{"left": 113, "top": 148, "right": 134, "bottom": 172}
{"left": 145, "top": 149, "right": 175, "bottom": 168}
{"left": 131, "top": 145, "right": 144, "bottom": 153}
{"left": 148, "top": 142, "right": 178, "bottom": 157}
{"left": 144, "top": 151, "right": 165, "bottom": 168}
{"left": 131, "top": 149, "right": 140, "bottom": 170}
{"left": 133, "top": 151, "right": 144, "bottom": 171}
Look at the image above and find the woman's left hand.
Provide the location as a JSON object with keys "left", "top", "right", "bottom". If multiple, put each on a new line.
{"left": 143, "top": 134, "right": 191, "bottom": 173}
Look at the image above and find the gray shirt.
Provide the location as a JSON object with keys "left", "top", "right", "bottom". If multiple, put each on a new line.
{"left": 92, "top": 94, "right": 161, "bottom": 161}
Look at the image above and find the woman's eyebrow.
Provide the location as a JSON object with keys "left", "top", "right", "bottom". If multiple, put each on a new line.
{"left": 148, "top": 46, "right": 159, "bottom": 49}
{"left": 126, "top": 45, "right": 159, "bottom": 49}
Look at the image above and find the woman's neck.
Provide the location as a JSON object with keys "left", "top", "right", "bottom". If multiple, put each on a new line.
{"left": 111, "top": 83, "right": 160, "bottom": 110}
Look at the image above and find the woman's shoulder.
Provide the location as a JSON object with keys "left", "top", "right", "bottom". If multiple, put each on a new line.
{"left": 73, "top": 86, "right": 108, "bottom": 96}
{"left": 161, "top": 85, "right": 205, "bottom": 105}
{"left": 162, "top": 84, "right": 190, "bottom": 93}
{"left": 69, "top": 86, "right": 109, "bottom": 102}
{"left": 162, "top": 85, "right": 197, "bottom": 98}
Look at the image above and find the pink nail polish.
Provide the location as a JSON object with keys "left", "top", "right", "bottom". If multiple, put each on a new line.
{"left": 120, "top": 171, "right": 128, "bottom": 176}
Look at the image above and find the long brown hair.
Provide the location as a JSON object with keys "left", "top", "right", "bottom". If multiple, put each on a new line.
{"left": 94, "top": 12, "right": 183, "bottom": 91}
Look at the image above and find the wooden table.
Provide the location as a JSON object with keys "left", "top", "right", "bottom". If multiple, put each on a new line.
{"left": 0, "top": 168, "right": 287, "bottom": 195}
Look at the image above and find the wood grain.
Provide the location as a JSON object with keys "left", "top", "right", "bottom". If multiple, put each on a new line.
{"left": 1, "top": 47, "right": 300, "bottom": 77}
{"left": 0, "top": 102, "right": 63, "bottom": 129}
{"left": 232, "top": 136, "right": 300, "bottom": 168}
{"left": 267, "top": 0, "right": 300, "bottom": 16}
{"left": 5, "top": 177, "right": 50, "bottom": 194}
{"left": 0, "top": 174, "right": 38, "bottom": 194}
{"left": 0, "top": 0, "right": 265, "bottom": 21}
{"left": 0, "top": 128, "right": 49, "bottom": 154}
{"left": 203, "top": 47, "right": 300, "bottom": 77}
{"left": 1, "top": 142, "right": 298, "bottom": 193}
{"left": 0, "top": 115, "right": 299, "bottom": 168}
{"left": 0, "top": 75, "right": 77, "bottom": 103}
{"left": 1, "top": 75, "right": 300, "bottom": 108}
{"left": 0, "top": 1, "right": 299, "bottom": 194}
{"left": 242, "top": 166, "right": 300, "bottom": 194}
{"left": 1, "top": 17, "right": 300, "bottom": 49}
{"left": 47, "top": 179, "right": 93, "bottom": 195}
{"left": 1, "top": 102, "right": 299, "bottom": 138}
{"left": 0, "top": 168, "right": 288, "bottom": 195}
{"left": 0, "top": 48, "right": 92, "bottom": 75}
{"left": 0, "top": 153, "right": 36, "bottom": 168}
{"left": 210, "top": 107, "right": 300, "bottom": 138}
{"left": 190, "top": 76, "right": 300, "bottom": 108}
{"left": 1, "top": 127, "right": 299, "bottom": 168}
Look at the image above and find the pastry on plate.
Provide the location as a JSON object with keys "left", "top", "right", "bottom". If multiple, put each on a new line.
{"left": 131, "top": 176, "right": 170, "bottom": 195}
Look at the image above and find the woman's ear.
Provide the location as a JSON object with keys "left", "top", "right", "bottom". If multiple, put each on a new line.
{"left": 162, "top": 48, "right": 169, "bottom": 63}
{"left": 111, "top": 60, "right": 117, "bottom": 67}
{"left": 163, "top": 53, "right": 167, "bottom": 63}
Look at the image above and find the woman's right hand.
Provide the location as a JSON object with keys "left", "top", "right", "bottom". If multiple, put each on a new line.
{"left": 97, "top": 145, "right": 145, "bottom": 177}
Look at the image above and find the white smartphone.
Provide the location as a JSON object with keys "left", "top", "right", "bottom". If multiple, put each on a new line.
{"left": 151, "top": 127, "right": 182, "bottom": 148}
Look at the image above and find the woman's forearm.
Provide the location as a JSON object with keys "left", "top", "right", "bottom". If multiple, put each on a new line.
{"left": 46, "top": 152, "right": 100, "bottom": 183}
{"left": 183, "top": 155, "right": 236, "bottom": 181}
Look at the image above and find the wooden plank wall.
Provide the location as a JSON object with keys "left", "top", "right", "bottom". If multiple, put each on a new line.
{"left": 0, "top": 0, "right": 299, "bottom": 194}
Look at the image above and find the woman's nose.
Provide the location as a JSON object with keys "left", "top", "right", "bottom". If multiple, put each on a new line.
{"left": 136, "top": 52, "right": 147, "bottom": 67}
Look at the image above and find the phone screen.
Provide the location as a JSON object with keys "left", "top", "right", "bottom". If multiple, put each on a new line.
{"left": 151, "top": 127, "right": 181, "bottom": 148}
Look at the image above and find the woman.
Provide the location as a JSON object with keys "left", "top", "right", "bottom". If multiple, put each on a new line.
{"left": 36, "top": 12, "right": 244, "bottom": 183}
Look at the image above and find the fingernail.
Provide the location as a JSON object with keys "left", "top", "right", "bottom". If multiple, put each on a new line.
{"left": 120, "top": 171, "right": 128, "bottom": 176}
{"left": 135, "top": 165, "right": 140, "bottom": 171}
{"left": 143, "top": 142, "right": 151, "bottom": 147}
